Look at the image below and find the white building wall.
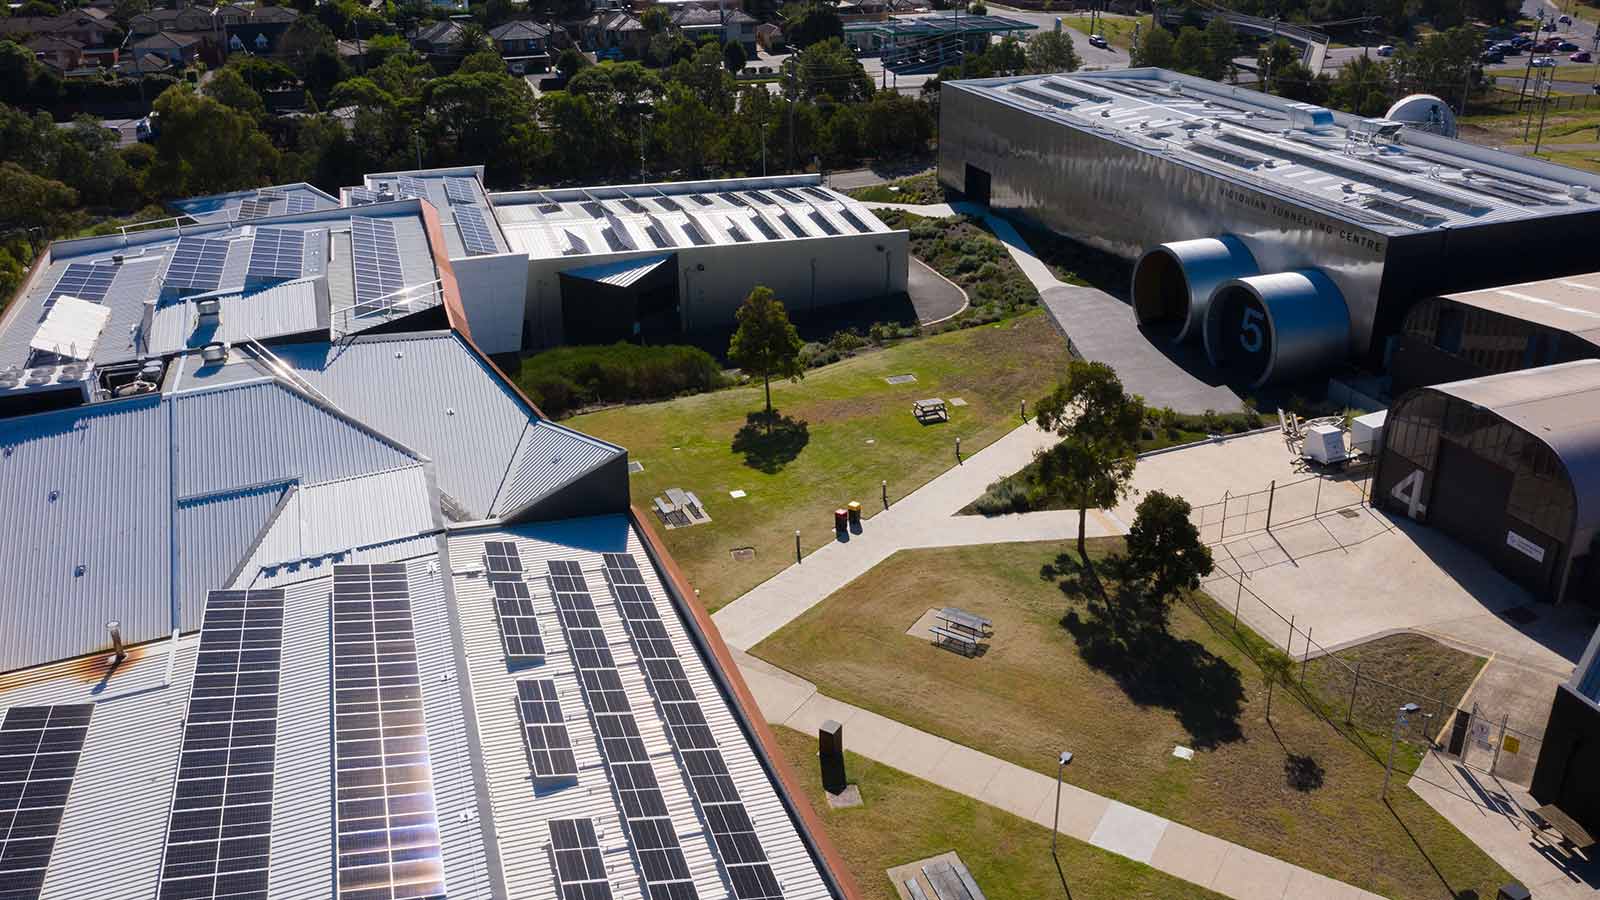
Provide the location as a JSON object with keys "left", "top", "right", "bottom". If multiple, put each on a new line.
{"left": 453, "top": 252, "right": 532, "bottom": 355}
{"left": 523, "top": 231, "right": 910, "bottom": 349}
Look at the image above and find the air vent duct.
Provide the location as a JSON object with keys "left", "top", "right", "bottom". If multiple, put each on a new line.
{"left": 1131, "top": 235, "right": 1258, "bottom": 344}
{"left": 1202, "top": 270, "right": 1350, "bottom": 388}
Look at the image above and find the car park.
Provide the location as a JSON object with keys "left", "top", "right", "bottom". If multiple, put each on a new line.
{"left": 1088, "top": 33, "right": 1109, "bottom": 48}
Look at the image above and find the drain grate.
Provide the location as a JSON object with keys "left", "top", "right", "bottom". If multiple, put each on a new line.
{"left": 1338, "top": 508, "right": 1360, "bottom": 519}
{"left": 885, "top": 374, "right": 917, "bottom": 385}
{"left": 730, "top": 547, "right": 756, "bottom": 562}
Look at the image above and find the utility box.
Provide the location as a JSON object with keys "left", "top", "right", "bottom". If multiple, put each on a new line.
{"left": 819, "top": 719, "right": 846, "bottom": 794}
{"left": 846, "top": 501, "right": 862, "bottom": 526}
{"left": 1496, "top": 883, "right": 1530, "bottom": 900}
{"left": 1351, "top": 409, "right": 1387, "bottom": 456}
{"left": 1304, "top": 424, "right": 1347, "bottom": 464}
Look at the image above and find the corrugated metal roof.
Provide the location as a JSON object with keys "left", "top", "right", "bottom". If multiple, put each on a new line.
{"left": 147, "top": 278, "right": 328, "bottom": 354}
{"left": 491, "top": 420, "right": 626, "bottom": 517}
{"left": 241, "top": 465, "right": 439, "bottom": 573}
{"left": 561, "top": 253, "right": 671, "bottom": 288}
{"left": 1431, "top": 359, "right": 1600, "bottom": 544}
{"left": 1443, "top": 271, "right": 1600, "bottom": 347}
{"left": 174, "top": 482, "right": 289, "bottom": 623}
{"left": 169, "top": 182, "right": 341, "bottom": 223}
{"left": 29, "top": 295, "right": 111, "bottom": 359}
{"left": 270, "top": 333, "right": 562, "bottom": 519}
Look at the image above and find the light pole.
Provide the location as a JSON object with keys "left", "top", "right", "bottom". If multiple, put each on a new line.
{"left": 1052, "top": 750, "right": 1074, "bottom": 898}
{"left": 1382, "top": 702, "right": 1421, "bottom": 799}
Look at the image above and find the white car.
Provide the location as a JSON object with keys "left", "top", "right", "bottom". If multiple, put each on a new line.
{"left": 1376, "top": 44, "right": 1396, "bottom": 57}
{"left": 1087, "top": 33, "right": 1109, "bottom": 49}
{"left": 1532, "top": 55, "right": 1557, "bottom": 67}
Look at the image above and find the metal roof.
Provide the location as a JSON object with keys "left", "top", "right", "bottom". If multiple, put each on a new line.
{"left": 1439, "top": 270, "right": 1600, "bottom": 348}
{"left": 1429, "top": 359, "right": 1600, "bottom": 544}
{"left": 561, "top": 253, "right": 672, "bottom": 288}
{"left": 491, "top": 175, "right": 893, "bottom": 261}
{"left": 952, "top": 68, "right": 1600, "bottom": 234}
{"left": 492, "top": 420, "right": 629, "bottom": 517}
{"left": 844, "top": 10, "right": 1037, "bottom": 35}
{"left": 240, "top": 464, "right": 442, "bottom": 574}
{"left": 169, "top": 182, "right": 339, "bottom": 224}
{"left": 355, "top": 166, "right": 512, "bottom": 258}
{"left": 146, "top": 277, "right": 328, "bottom": 355}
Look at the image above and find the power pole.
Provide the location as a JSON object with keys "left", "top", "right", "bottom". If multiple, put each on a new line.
{"left": 786, "top": 64, "right": 796, "bottom": 173}
{"left": 1516, "top": 9, "right": 1543, "bottom": 114}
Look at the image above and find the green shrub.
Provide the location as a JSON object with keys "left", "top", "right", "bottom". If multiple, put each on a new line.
{"left": 513, "top": 342, "right": 727, "bottom": 418}
{"left": 971, "top": 476, "right": 1038, "bottom": 515}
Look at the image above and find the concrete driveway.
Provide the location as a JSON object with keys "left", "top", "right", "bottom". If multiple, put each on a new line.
{"left": 906, "top": 257, "right": 967, "bottom": 324}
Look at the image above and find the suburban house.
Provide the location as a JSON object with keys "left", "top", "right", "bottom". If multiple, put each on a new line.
{"left": 129, "top": 31, "right": 202, "bottom": 67}
{"left": 0, "top": 12, "right": 120, "bottom": 66}
{"left": 412, "top": 18, "right": 467, "bottom": 56}
{"left": 668, "top": 5, "right": 758, "bottom": 53}
{"left": 488, "top": 19, "right": 557, "bottom": 73}
{"left": 223, "top": 5, "right": 300, "bottom": 55}
{"left": 25, "top": 34, "right": 86, "bottom": 71}
{"left": 128, "top": 5, "right": 227, "bottom": 63}
{"left": 580, "top": 10, "right": 647, "bottom": 57}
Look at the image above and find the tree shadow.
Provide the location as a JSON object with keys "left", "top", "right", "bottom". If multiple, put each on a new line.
{"left": 1284, "top": 754, "right": 1326, "bottom": 792}
{"left": 1055, "top": 554, "right": 1245, "bottom": 749}
{"left": 732, "top": 410, "right": 810, "bottom": 473}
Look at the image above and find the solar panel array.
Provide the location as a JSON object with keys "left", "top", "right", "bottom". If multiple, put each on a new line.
{"left": 0, "top": 704, "right": 93, "bottom": 900}
{"left": 516, "top": 680, "right": 578, "bottom": 781}
{"left": 164, "top": 237, "right": 230, "bottom": 295}
{"left": 455, "top": 206, "right": 499, "bottom": 257}
{"left": 245, "top": 228, "right": 306, "bottom": 284}
{"left": 350, "top": 217, "right": 405, "bottom": 314}
{"left": 285, "top": 194, "right": 317, "bottom": 214}
{"left": 485, "top": 540, "right": 543, "bottom": 668}
{"left": 394, "top": 176, "right": 429, "bottom": 200}
{"left": 331, "top": 564, "right": 447, "bottom": 900}
{"left": 547, "top": 560, "right": 699, "bottom": 900}
{"left": 45, "top": 262, "right": 117, "bottom": 312}
{"left": 158, "top": 589, "right": 285, "bottom": 900}
{"left": 237, "top": 198, "right": 274, "bottom": 221}
{"left": 444, "top": 177, "right": 479, "bottom": 206}
{"left": 549, "top": 818, "right": 614, "bottom": 900}
{"left": 601, "top": 554, "right": 784, "bottom": 900}
{"left": 347, "top": 188, "right": 381, "bottom": 207}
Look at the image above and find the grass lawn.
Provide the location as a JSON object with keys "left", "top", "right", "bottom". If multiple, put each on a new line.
{"left": 844, "top": 173, "right": 945, "bottom": 205}
{"left": 771, "top": 726, "right": 1227, "bottom": 900}
{"left": 752, "top": 539, "right": 1512, "bottom": 900}
{"left": 565, "top": 310, "right": 1070, "bottom": 610}
{"left": 1063, "top": 14, "right": 1151, "bottom": 51}
{"left": 1305, "top": 634, "right": 1488, "bottom": 740}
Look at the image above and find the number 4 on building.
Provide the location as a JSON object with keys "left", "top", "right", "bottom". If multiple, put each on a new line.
{"left": 1390, "top": 469, "right": 1426, "bottom": 519}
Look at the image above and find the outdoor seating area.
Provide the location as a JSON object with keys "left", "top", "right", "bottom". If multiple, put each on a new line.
{"left": 913, "top": 397, "right": 949, "bottom": 423}
{"left": 928, "top": 605, "right": 991, "bottom": 657}
{"left": 1534, "top": 803, "right": 1596, "bottom": 854}
{"left": 891, "top": 852, "right": 989, "bottom": 900}
{"left": 652, "top": 486, "right": 711, "bottom": 529}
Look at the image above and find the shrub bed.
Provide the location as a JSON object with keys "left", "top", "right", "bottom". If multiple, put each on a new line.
{"left": 511, "top": 343, "right": 728, "bottom": 418}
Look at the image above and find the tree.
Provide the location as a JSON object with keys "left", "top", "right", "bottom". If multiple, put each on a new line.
{"left": 204, "top": 66, "right": 266, "bottom": 120}
{"left": 654, "top": 81, "right": 717, "bottom": 173}
{"left": 641, "top": 5, "right": 669, "bottom": 35}
{"left": 1124, "top": 490, "right": 1213, "bottom": 608}
{"left": 786, "top": 38, "right": 872, "bottom": 103}
{"left": 453, "top": 22, "right": 492, "bottom": 56}
{"left": 1328, "top": 53, "right": 1392, "bottom": 116}
{"left": 1199, "top": 17, "right": 1238, "bottom": 82}
{"left": 1025, "top": 29, "right": 1079, "bottom": 74}
{"left": 785, "top": 1, "right": 842, "bottom": 48}
{"left": 722, "top": 38, "right": 746, "bottom": 74}
{"left": 967, "top": 0, "right": 986, "bottom": 12}
{"left": 1033, "top": 360, "right": 1145, "bottom": 559}
{"left": 1130, "top": 26, "right": 1174, "bottom": 68}
{"left": 556, "top": 46, "right": 589, "bottom": 80}
{"left": 0, "top": 161, "right": 77, "bottom": 234}
{"left": 1391, "top": 26, "right": 1482, "bottom": 103}
{"left": 727, "top": 286, "right": 804, "bottom": 431}
{"left": 860, "top": 90, "right": 933, "bottom": 158}
{"left": 146, "top": 84, "right": 279, "bottom": 198}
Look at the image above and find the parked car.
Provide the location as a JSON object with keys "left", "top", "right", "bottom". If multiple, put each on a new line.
{"left": 1558, "top": 40, "right": 1579, "bottom": 51}
{"left": 1559, "top": 14, "right": 1573, "bottom": 24}
{"left": 1087, "top": 33, "right": 1109, "bottom": 48}
{"left": 1533, "top": 38, "right": 1560, "bottom": 51}
{"left": 1543, "top": 20, "right": 1559, "bottom": 31}
{"left": 1482, "top": 49, "right": 1505, "bottom": 63}
{"left": 1511, "top": 35, "right": 1533, "bottom": 47}
{"left": 1532, "top": 55, "right": 1557, "bottom": 67}
{"left": 135, "top": 113, "right": 158, "bottom": 142}
{"left": 1376, "top": 44, "right": 1395, "bottom": 56}
{"left": 1573, "top": 50, "right": 1593, "bottom": 62}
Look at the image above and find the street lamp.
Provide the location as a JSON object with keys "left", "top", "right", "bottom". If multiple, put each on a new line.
{"left": 1051, "top": 750, "right": 1073, "bottom": 857}
{"left": 1382, "top": 702, "right": 1421, "bottom": 798}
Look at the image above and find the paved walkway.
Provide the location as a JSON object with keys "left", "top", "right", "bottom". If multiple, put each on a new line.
{"left": 906, "top": 258, "right": 968, "bottom": 325}
{"left": 739, "top": 653, "right": 1385, "bottom": 900}
{"left": 871, "top": 202, "right": 1244, "bottom": 414}
{"left": 712, "top": 420, "right": 1122, "bottom": 651}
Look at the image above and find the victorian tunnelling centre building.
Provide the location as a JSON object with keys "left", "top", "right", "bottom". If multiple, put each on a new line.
{"left": 937, "top": 68, "right": 1600, "bottom": 387}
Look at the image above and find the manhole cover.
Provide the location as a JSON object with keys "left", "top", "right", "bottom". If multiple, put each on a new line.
{"left": 627, "top": 461, "right": 644, "bottom": 474}
{"left": 730, "top": 547, "right": 756, "bottom": 562}
{"left": 1502, "top": 606, "right": 1538, "bottom": 625}
{"left": 948, "top": 397, "right": 968, "bottom": 407}
{"left": 1338, "top": 508, "right": 1359, "bottom": 518}
{"left": 885, "top": 374, "right": 917, "bottom": 385}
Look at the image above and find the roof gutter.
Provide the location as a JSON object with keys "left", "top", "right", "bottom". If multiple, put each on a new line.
{"left": 626, "top": 505, "right": 863, "bottom": 900}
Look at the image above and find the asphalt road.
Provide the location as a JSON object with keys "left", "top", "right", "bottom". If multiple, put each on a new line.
{"left": 983, "top": 3, "right": 1130, "bottom": 69}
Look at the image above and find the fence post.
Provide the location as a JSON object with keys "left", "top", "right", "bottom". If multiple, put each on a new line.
{"left": 1288, "top": 614, "right": 1295, "bottom": 660}
{"left": 1233, "top": 575, "right": 1241, "bottom": 630}
{"left": 1301, "top": 626, "right": 1312, "bottom": 683}
{"left": 1266, "top": 480, "right": 1276, "bottom": 531}
{"left": 1492, "top": 713, "right": 1509, "bottom": 773}
{"left": 1347, "top": 662, "right": 1361, "bottom": 724}
{"left": 1314, "top": 474, "right": 1324, "bottom": 515}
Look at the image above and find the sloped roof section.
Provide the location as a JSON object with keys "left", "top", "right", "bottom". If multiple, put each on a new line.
{"left": 562, "top": 253, "right": 671, "bottom": 288}
{"left": 241, "top": 464, "right": 441, "bottom": 575}
{"left": 491, "top": 419, "right": 627, "bottom": 518}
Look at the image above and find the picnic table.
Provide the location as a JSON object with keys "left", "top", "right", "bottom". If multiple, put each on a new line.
{"left": 913, "top": 398, "right": 948, "bottom": 423}
{"left": 928, "top": 607, "right": 991, "bottom": 657}
{"left": 1534, "top": 803, "right": 1596, "bottom": 852}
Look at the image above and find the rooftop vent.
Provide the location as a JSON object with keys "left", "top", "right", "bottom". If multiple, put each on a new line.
{"left": 196, "top": 297, "right": 222, "bottom": 322}
{"left": 201, "top": 342, "right": 228, "bottom": 364}
{"left": 1571, "top": 184, "right": 1590, "bottom": 201}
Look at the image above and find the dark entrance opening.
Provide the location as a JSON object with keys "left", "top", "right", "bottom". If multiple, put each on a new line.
{"left": 558, "top": 254, "right": 680, "bottom": 345}
{"left": 964, "top": 164, "right": 991, "bottom": 207}
{"left": 1429, "top": 438, "right": 1513, "bottom": 557}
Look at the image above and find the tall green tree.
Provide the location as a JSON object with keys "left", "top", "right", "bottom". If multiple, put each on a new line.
{"left": 1025, "top": 29, "right": 1080, "bottom": 74}
{"left": 1123, "top": 490, "right": 1213, "bottom": 610}
{"left": 727, "top": 286, "right": 804, "bottom": 431}
{"left": 785, "top": 1, "right": 843, "bottom": 48}
{"left": 147, "top": 85, "right": 280, "bottom": 197}
{"left": 1033, "top": 360, "right": 1145, "bottom": 559}
{"left": 1328, "top": 54, "right": 1391, "bottom": 116}
{"left": 1130, "top": 26, "right": 1175, "bottom": 68}
{"left": 723, "top": 39, "right": 746, "bottom": 74}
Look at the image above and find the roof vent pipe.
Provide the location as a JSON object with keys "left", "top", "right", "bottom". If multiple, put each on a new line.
{"left": 1571, "top": 184, "right": 1590, "bottom": 201}
{"left": 201, "top": 342, "right": 228, "bottom": 364}
{"left": 197, "top": 297, "right": 221, "bottom": 322}
{"left": 106, "top": 620, "right": 126, "bottom": 664}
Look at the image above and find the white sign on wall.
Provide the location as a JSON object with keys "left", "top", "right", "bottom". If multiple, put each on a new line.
{"left": 1506, "top": 530, "right": 1546, "bottom": 563}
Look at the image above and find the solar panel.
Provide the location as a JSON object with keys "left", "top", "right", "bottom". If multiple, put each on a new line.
{"left": 748, "top": 217, "right": 780, "bottom": 241}
{"left": 285, "top": 194, "right": 317, "bottom": 214}
{"left": 347, "top": 188, "right": 380, "bottom": 207}
{"left": 349, "top": 217, "right": 405, "bottom": 315}
{"left": 808, "top": 211, "right": 840, "bottom": 236}
{"left": 549, "top": 818, "right": 614, "bottom": 900}
{"left": 0, "top": 704, "right": 93, "bottom": 900}
{"left": 651, "top": 197, "right": 682, "bottom": 213}
{"left": 394, "top": 176, "right": 428, "bottom": 200}
{"left": 256, "top": 189, "right": 285, "bottom": 202}
{"left": 547, "top": 560, "right": 698, "bottom": 900}
{"left": 838, "top": 207, "right": 872, "bottom": 234}
{"left": 157, "top": 590, "right": 285, "bottom": 900}
{"left": 164, "top": 237, "right": 229, "bottom": 295}
{"left": 620, "top": 198, "right": 647, "bottom": 214}
{"left": 771, "top": 189, "right": 803, "bottom": 203}
{"left": 236, "top": 198, "right": 273, "bottom": 220}
{"left": 517, "top": 680, "right": 577, "bottom": 780}
{"left": 723, "top": 194, "right": 749, "bottom": 208}
{"left": 444, "top": 177, "right": 478, "bottom": 206}
{"left": 245, "top": 228, "right": 306, "bottom": 284}
{"left": 455, "top": 206, "right": 499, "bottom": 256}
{"left": 484, "top": 540, "right": 523, "bottom": 575}
{"left": 680, "top": 219, "right": 710, "bottom": 247}
{"left": 331, "top": 564, "right": 447, "bottom": 900}
{"left": 44, "top": 262, "right": 117, "bottom": 313}
{"left": 803, "top": 187, "right": 833, "bottom": 201}
{"left": 744, "top": 191, "right": 775, "bottom": 205}
{"left": 689, "top": 194, "right": 715, "bottom": 206}
{"left": 493, "top": 577, "right": 545, "bottom": 668}
{"left": 601, "top": 554, "right": 784, "bottom": 900}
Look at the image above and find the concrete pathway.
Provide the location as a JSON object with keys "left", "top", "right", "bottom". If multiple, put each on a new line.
{"left": 906, "top": 258, "right": 968, "bottom": 325}
{"left": 740, "top": 653, "right": 1385, "bottom": 900}
{"left": 870, "top": 201, "right": 1244, "bottom": 414}
{"left": 712, "top": 419, "right": 1122, "bottom": 652}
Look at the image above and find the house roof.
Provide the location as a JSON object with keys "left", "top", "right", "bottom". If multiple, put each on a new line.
{"left": 131, "top": 31, "right": 203, "bottom": 49}
{"left": 25, "top": 34, "right": 85, "bottom": 51}
{"left": 489, "top": 18, "right": 553, "bottom": 39}
{"left": 415, "top": 18, "right": 465, "bottom": 42}
{"left": 1439, "top": 269, "right": 1600, "bottom": 351}
{"left": 354, "top": 166, "right": 512, "bottom": 257}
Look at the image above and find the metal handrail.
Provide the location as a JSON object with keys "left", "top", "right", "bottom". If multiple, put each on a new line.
{"left": 329, "top": 279, "right": 444, "bottom": 335}
{"left": 239, "top": 336, "right": 337, "bottom": 408}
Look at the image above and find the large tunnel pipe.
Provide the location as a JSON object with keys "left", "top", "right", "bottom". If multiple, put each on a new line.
{"left": 1202, "top": 270, "right": 1350, "bottom": 389}
{"left": 1131, "top": 236, "right": 1258, "bottom": 344}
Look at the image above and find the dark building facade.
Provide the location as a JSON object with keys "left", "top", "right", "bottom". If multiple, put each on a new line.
{"left": 1390, "top": 270, "right": 1600, "bottom": 395}
{"left": 1532, "top": 634, "right": 1600, "bottom": 838}
{"left": 1374, "top": 360, "right": 1600, "bottom": 603}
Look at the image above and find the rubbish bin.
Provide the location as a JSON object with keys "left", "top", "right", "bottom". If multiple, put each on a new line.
{"left": 1496, "top": 884, "right": 1530, "bottom": 900}
{"left": 846, "top": 501, "right": 862, "bottom": 527}
{"left": 834, "top": 508, "right": 849, "bottom": 532}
